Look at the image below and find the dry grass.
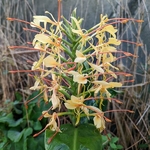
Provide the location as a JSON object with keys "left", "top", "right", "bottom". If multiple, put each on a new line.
{"left": 0, "top": 0, "right": 38, "bottom": 105}
{"left": 0, "top": 0, "right": 149, "bottom": 149}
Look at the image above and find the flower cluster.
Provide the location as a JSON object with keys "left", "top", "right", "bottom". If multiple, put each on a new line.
{"left": 10, "top": 9, "right": 141, "bottom": 135}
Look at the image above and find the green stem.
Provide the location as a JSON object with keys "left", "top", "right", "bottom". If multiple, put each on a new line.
{"left": 61, "top": 26, "right": 74, "bottom": 42}
{"left": 72, "top": 37, "right": 82, "bottom": 52}
{"left": 61, "top": 38, "right": 72, "bottom": 47}
{"left": 60, "top": 55, "right": 68, "bottom": 62}
{"left": 57, "top": 112, "right": 74, "bottom": 116}
{"left": 83, "top": 47, "right": 94, "bottom": 54}
{"left": 61, "top": 43, "right": 74, "bottom": 60}
{"left": 82, "top": 68, "right": 92, "bottom": 73}
{"left": 58, "top": 89, "right": 71, "bottom": 99}
{"left": 62, "top": 86, "right": 74, "bottom": 94}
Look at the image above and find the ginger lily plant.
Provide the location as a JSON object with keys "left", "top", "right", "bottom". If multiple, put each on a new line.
{"left": 8, "top": 6, "right": 142, "bottom": 148}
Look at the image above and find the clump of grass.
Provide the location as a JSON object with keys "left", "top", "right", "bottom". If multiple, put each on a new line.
{"left": 0, "top": 0, "right": 37, "bottom": 105}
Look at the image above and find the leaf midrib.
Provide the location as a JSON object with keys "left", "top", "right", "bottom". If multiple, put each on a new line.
{"left": 73, "top": 127, "right": 78, "bottom": 150}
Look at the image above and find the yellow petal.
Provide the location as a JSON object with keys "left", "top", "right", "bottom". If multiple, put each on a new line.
{"left": 31, "top": 15, "right": 57, "bottom": 28}
{"left": 42, "top": 111, "right": 51, "bottom": 118}
{"left": 73, "top": 74, "right": 87, "bottom": 84}
{"left": 93, "top": 115, "right": 105, "bottom": 132}
{"left": 43, "top": 55, "right": 58, "bottom": 67}
{"left": 106, "top": 69, "right": 117, "bottom": 78}
{"left": 107, "top": 38, "right": 121, "bottom": 45}
{"left": 94, "top": 86, "right": 102, "bottom": 95}
{"left": 43, "top": 90, "right": 48, "bottom": 102}
{"left": 87, "top": 105, "right": 103, "bottom": 114}
{"left": 74, "top": 57, "right": 86, "bottom": 63}
{"left": 64, "top": 102, "right": 77, "bottom": 109}
{"left": 71, "top": 95, "right": 84, "bottom": 104}
{"left": 67, "top": 71, "right": 79, "bottom": 75}
{"left": 34, "top": 34, "right": 51, "bottom": 44}
{"left": 51, "top": 93, "right": 60, "bottom": 110}
{"left": 64, "top": 95, "right": 84, "bottom": 109}
{"left": 47, "top": 113, "right": 58, "bottom": 131}
{"left": 88, "top": 63, "right": 104, "bottom": 73}
{"left": 106, "top": 62, "right": 119, "bottom": 70}
{"left": 101, "top": 25, "right": 117, "bottom": 38}
{"left": 92, "top": 80, "right": 108, "bottom": 86}
{"left": 109, "top": 82, "right": 122, "bottom": 88}
{"left": 30, "top": 79, "right": 40, "bottom": 90}
{"left": 74, "top": 51, "right": 86, "bottom": 63}
{"left": 81, "top": 106, "right": 89, "bottom": 116}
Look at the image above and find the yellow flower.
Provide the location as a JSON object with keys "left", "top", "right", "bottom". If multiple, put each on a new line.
{"left": 42, "top": 112, "right": 60, "bottom": 132}
{"left": 33, "top": 34, "right": 51, "bottom": 45}
{"left": 31, "top": 15, "right": 57, "bottom": 28}
{"left": 65, "top": 95, "right": 89, "bottom": 115}
{"left": 93, "top": 113, "right": 105, "bottom": 133}
{"left": 107, "top": 38, "right": 121, "bottom": 45}
{"left": 91, "top": 81, "right": 122, "bottom": 99}
{"left": 74, "top": 74, "right": 87, "bottom": 84}
{"left": 99, "top": 25, "right": 118, "bottom": 38}
{"left": 65, "top": 95, "right": 84, "bottom": 109}
{"left": 43, "top": 55, "right": 59, "bottom": 68}
{"left": 48, "top": 82, "right": 61, "bottom": 110}
{"left": 68, "top": 71, "right": 88, "bottom": 84}
{"left": 51, "top": 92, "right": 60, "bottom": 110}
{"left": 74, "top": 50, "right": 86, "bottom": 63}
{"left": 88, "top": 62, "right": 104, "bottom": 73}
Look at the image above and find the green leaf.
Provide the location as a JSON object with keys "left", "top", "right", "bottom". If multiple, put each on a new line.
{"left": 116, "top": 145, "right": 123, "bottom": 149}
{"left": 0, "top": 113, "right": 13, "bottom": 123}
{"left": 0, "top": 113, "right": 23, "bottom": 127}
{"left": 111, "top": 137, "right": 119, "bottom": 143}
{"left": 109, "top": 142, "right": 117, "bottom": 149}
{"left": 7, "top": 129, "right": 25, "bottom": 142}
{"left": 0, "top": 136, "right": 7, "bottom": 149}
{"left": 33, "top": 121, "right": 42, "bottom": 131}
{"left": 9, "top": 118, "right": 23, "bottom": 127}
{"left": 13, "top": 106, "right": 22, "bottom": 114}
{"left": 15, "top": 92, "right": 23, "bottom": 101}
{"left": 24, "top": 127, "right": 33, "bottom": 137}
{"left": 27, "top": 135, "right": 45, "bottom": 150}
{"left": 45, "top": 124, "right": 102, "bottom": 150}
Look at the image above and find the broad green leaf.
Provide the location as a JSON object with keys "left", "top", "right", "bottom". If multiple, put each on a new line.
{"left": 0, "top": 113, "right": 23, "bottom": 127}
{"left": 7, "top": 129, "right": 25, "bottom": 142}
{"left": 45, "top": 124, "right": 102, "bottom": 150}
{"left": 9, "top": 118, "right": 23, "bottom": 127}
{"left": 27, "top": 133, "right": 45, "bottom": 150}
{"left": 109, "top": 142, "right": 117, "bottom": 149}
{"left": 0, "top": 113, "right": 13, "bottom": 123}
{"left": 24, "top": 127, "right": 33, "bottom": 137}
{"left": 27, "top": 137, "right": 38, "bottom": 150}
{"left": 33, "top": 121, "right": 42, "bottom": 131}
{"left": 110, "top": 137, "right": 119, "bottom": 143}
